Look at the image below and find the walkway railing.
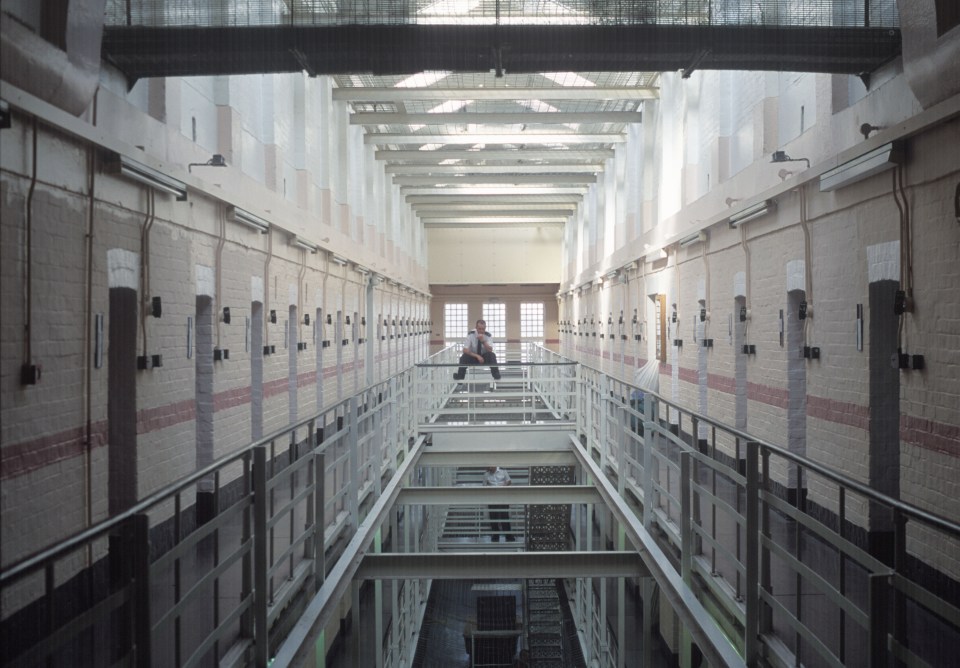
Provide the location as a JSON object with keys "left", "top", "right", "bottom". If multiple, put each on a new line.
{"left": 578, "top": 363, "right": 960, "bottom": 667}
{"left": 2, "top": 346, "right": 958, "bottom": 667}
{"left": 0, "top": 371, "right": 419, "bottom": 668}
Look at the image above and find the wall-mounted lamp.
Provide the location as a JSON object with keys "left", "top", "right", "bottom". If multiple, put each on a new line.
{"left": 819, "top": 141, "right": 902, "bottom": 192}
{"left": 227, "top": 205, "right": 269, "bottom": 234}
{"left": 188, "top": 154, "right": 227, "bottom": 172}
{"left": 771, "top": 150, "right": 810, "bottom": 169}
{"left": 729, "top": 200, "right": 775, "bottom": 228}
{"left": 860, "top": 123, "right": 882, "bottom": 139}
{"left": 331, "top": 254, "right": 349, "bottom": 266}
{"left": 291, "top": 236, "right": 318, "bottom": 253}
{"left": 222, "top": 307, "right": 231, "bottom": 324}
{"left": 679, "top": 231, "right": 707, "bottom": 248}
{"left": 107, "top": 153, "right": 187, "bottom": 200}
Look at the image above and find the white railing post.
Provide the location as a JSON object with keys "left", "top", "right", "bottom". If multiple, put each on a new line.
{"left": 348, "top": 396, "right": 360, "bottom": 530}
{"left": 253, "top": 445, "right": 269, "bottom": 668}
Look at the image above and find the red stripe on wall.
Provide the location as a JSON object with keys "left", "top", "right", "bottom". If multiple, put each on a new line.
{"left": 137, "top": 399, "right": 196, "bottom": 433}
{"left": 5, "top": 370, "right": 959, "bottom": 482}
{"left": 678, "top": 367, "right": 698, "bottom": 384}
{"left": 1, "top": 422, "right": 107, "bottom": 478}
{"left": 746, "top": 381, "right": 789, "bottom": 409}
{"left": 707, "top": 373, "right": 736, "bottom": 395}
{"left": 264, "top": 377, "right": 288, "bottom": 398}
{"left": 297, "top": 370, "right": 318, "bottom": 388}
{"left": 214, "top": 386, "right": 251, "bottom": 412}
{"left": 901, "top": 414, "right": 960, "bottom": 457}
{"left": 806, "top": 395, "right": 869, "bottom": 431}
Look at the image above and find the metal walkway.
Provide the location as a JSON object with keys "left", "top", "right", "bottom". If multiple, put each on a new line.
{"left": 101, "top": 0, "right": 901, "bottom": 81}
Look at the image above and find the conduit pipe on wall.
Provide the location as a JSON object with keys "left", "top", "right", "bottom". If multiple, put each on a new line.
{"left": 215, "top": 204, "right": 226, "bottom": 349}
{"left": 740, "top": 224, "right": 752, "bottom": 315}
{"left": 321, "top": 252, "right": 330, "bottom": 346}
{"left": 139, "top": 190, "right": 155, "bottom": 357}
{"left": 799, "top": 184, "right": 813, "bottom": 346}
{"left": 298, "top": 245, "right": 308, "bottom": 344}
{"left": 892, "top": 165, "right": 915, "bottom": 349}
{"left": 356, "top": 268, "right": 364, "bottom": 343}
{"left": 23, "top": 116, "right": 38, "bottom": 374}
{"left": 673, "top": 245, "right": 681, "bottom": 337}
{"left": 83, "top": 144, "right": 97, "bottom": 561}
{"left": 893, "top": 166, "right": 914, "bottom": 298}
{"left": 263, "top": 229, "right": 273, "bottom": 348}
{"left": 701, "top": 241, "right": 711, "bottom": 338}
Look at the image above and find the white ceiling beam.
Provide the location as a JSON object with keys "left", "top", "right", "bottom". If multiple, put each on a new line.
{"left": 384, "top": 164, "right": 601, "bottom": 175}
{"left": 414, "top": 207, "right": 573, "bottom": 220}
{"left": 415, "top": 201, "right": 577, "bottom": 208}
{"left": 400, "top": 186, "right": 588, "bottom": 196}
{"left": 350, "top": 111, "right": 642, "bottom": 125}
{"left": 334, "top": 87, "right": 659, "bottom": 102}
{"left": 394, "top": 174, "right": 595, "bottom": 185}
{"left": 366, "top": 133, "right": 624, "bottom": 145}
{"left": 421, "top": 217, "right": 569, "bottom": 226}
{"left": 406, "top": 194, "right": 583, "bottom": 204}
{"left": 376, "top": 149, "right": 615, "bottom": 161}
{"left": 423, "top": 221, "right": 567, "bottom": 229}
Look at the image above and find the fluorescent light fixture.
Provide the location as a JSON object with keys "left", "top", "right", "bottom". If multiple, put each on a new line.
{"left": 679, "top": 231, "right": 707, "bottom": 248}
{"left": 355, "top": 265, "right": 370, "bottom": 275}
{"left": 605, "top": 270, "right": 619, "bottom": 281}
{"left": 108, "top": 153, "right": 187, "bottom": 200}
{"left": 331, "top": 254, "right": 349, "bottom": 266}
{"left": 729, "top": 200, "right": 775, "bottom": 228}
{"left": 227, "top": 205, "right": 269, "bottom": 234}
{"left": 820, "top": 141, "right": 902, "bottom": 192}
{"left": 291, "top": 236, "right": 318, "bottom": 253}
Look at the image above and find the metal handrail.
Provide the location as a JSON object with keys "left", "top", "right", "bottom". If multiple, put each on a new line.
{"left": 4, "top": 345, "right": 958, "bottom": 668}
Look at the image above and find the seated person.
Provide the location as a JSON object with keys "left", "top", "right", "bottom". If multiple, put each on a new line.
{"left": 454, "top": 319, "right": 501, "bottom": 380}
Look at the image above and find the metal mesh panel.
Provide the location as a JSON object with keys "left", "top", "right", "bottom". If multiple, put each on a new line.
{"left": 105, "top": 0, "right": 900, "bottom": 28}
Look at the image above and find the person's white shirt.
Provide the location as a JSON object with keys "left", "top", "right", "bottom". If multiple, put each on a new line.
{"left": 483, "top": 467, "right": 511, "bottom": 487}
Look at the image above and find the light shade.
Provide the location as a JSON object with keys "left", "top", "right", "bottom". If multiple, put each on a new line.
{"left": 291, "top": 236, "right": 318, "bottom": 253}
{"left": 729, "top": 200, "right": 775, "bottom": 228}
{"left": 108, "top": 153, "right": 187, "bottom": 200}
{"left": 679, "top": 231, "right": 707, "bottom": 248}
{"left": 227, "top": 205, "right": 269, "bottom": 233}
{"left": 820, "top": 141, "right": 902, "bottom": 192}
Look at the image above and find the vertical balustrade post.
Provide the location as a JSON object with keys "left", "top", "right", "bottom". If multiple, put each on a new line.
{"left": 131, "top": 513, "right": 152, "bottom": 667}
{"left": 348, "top": 396, "right": 360, "bottom": 530}
{"left": 315, "top": 450, "right": 326, "bottom": 593}
{"left": 679, "top": 450, "right": 693, "bottom": 665}
{"left": 642, "top": 395, "right": 655, "bottom": 531}
{"left": 253, "top": 445, "right": 268, "bottom": 668}
{"left": 869, "top": 573, "right": 890, "bottom": 667}
{"left": 744, "top": 441, "right": 760, "bottom": 666}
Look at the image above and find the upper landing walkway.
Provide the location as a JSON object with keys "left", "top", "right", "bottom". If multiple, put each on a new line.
{"left": 102, "top": 1, "right": 902, "bottom": 81}
{"left": 4, "top": 346, "right": 957, "bottom": 667}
